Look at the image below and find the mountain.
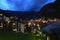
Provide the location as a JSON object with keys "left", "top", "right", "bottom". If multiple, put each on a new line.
{"left": 0, "top": 9, "right": 42, "bottom": 19}
{"left": 39, "top": 1, "right": 60, "bottom": 18}
{"left": 0, "top": 1, "right": 60, "bottom": 20}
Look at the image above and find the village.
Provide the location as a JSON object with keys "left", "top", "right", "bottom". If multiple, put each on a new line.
{"left": 0, "top": 13, "right": 60, "bottom": 33}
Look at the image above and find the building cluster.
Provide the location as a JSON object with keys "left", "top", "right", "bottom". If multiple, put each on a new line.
{"left": 29, "top": 17, "right": 60, "bottom": 24}
{"left": 0, "top": 14, "right": 18, "bottom": 31}
{"left": 0, "top": 13, "right": 60, "bottom": 33}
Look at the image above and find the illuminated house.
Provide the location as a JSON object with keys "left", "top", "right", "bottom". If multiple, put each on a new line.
{"left": 0, "top": 14, "right": 4, "bottom": 28}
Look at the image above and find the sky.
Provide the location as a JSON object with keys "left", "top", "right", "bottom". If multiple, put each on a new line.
{"left": 0, "top": 0, "right": 56, "bottom": 12}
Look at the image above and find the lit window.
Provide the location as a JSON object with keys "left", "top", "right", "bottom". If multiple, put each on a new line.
{"left": 28, "top": 22, "right": 31, "bottom": 26}
{"left": 0, "top": 14, "right": 3, "bottom": 16}
{"left": 13, "top": 29, "right": 17, "bottom": 32}
{"left": 37, "top": 24, "right": 40, "bottom": 27}
{"left": 13, "top": 23, "right": 15, "bottom": 25}
{"left": 0, "top": 23, "right": 3, "bottom": 28}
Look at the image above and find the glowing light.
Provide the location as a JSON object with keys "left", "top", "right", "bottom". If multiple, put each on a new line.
{"left": 13, "top": 23, "right": 16, "bottom": 25}
{"left": 33, "top": 23, "right": 36, "bottom": 26}
{"left": 47, "top": 36, "right": 50, "bottom": 40}
{"left": 13, "top": 29, "right": 17, "bottom": 32}
{"left": 42, "top": 20, "right": 47, "bottom": 23}
{"left": 28, "top": 22, "right": 31, "bottom": 26}
{"left": 0, "top": 0, "right": 56, "bottom": 12}
{"left": 37, "top": 24, "right": 40, "bottom": 27}
{"left": 5, "top": 17, "right": 9, "bottom": 21}
{"left": 0, "top": 14, "right": 3, "bottom": 16}
{"left": 8, "top": 20, "right": 11, "bottom": 23}
{"left": 0, "top": 23, "right": 3, "bottom": 28}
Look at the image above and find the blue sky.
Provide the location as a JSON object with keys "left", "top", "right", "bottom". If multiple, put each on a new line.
{"left": 0, "top": 0, "right": 56, "bottom": 12}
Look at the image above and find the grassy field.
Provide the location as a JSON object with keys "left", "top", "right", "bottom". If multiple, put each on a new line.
{"left": 0, "top": 31, "right": 37, "bottom": 40}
